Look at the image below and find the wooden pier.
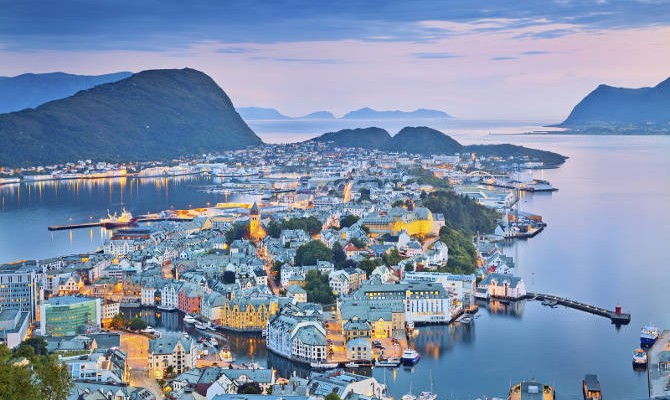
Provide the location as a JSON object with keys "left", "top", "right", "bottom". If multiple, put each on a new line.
{"left": 526, "top": 292, "right": 631, "bottom": 324}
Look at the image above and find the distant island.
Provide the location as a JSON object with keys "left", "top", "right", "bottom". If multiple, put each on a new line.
{"left": 236, "top": 106, "right": 451, "bottom": 121}
{"left": 0, "top": 68, "right": 262, "bottom": 167}
{"left": 0, "top": 71, "right": 132, "bottom": 114}
{"left": 310, "top": 126, "right": 568, "bottom": 166}
{"left": 555, "top": 76, "right": 670, "bottom": 134}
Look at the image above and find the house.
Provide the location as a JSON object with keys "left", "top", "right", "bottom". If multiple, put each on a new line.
{"left": 266, "top": 304, "right": 327, "bottom": 363}
{"left": 207, "top": 369, "right": 276, "bottom": 399}
{"left": 286, "top": 284, "right": 307, "bottom": 303}
{"left": 148, "top": 333, "right": 197, "bottom": 379}
{"left": 346, "top": 338, "right": 372, "bottom": 361}
{"left": 476, "top": 273, "right": 526, "bottom": 300}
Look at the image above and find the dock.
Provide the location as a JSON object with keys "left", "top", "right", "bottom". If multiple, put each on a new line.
{"left": 47, "top": 216, "right": 194, "bottom": 231}
{"left": 648, "top": 330, "right": 670, "bottom": 399}
{"left": 526, "top": 292, "right": 631, "bottom": 324}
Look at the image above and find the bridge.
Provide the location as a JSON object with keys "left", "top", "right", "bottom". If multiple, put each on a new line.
{"left": 525, "top": 292, "right": 631, "bottom": 325}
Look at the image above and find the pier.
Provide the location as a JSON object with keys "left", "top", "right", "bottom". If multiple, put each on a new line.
{"left": 526, "top": 292, "right": 631, "bottom": 324}
{"left": 47, "top": 216, "right": 194, "bottom": 231}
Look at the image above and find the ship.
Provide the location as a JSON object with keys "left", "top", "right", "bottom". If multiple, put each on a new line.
{"left": 632, "top": 348, "right": 648, "bottom": 367}
{"left": 640, "top": 326, "right": 660, "bottom": 347}
{"left": 310, "top": 361, "right": 338, "bottom": 370}
{"left": 375, "top": 357, "right": 401, "bottom": 367}
{"left": 508, "top": 380, "right": 555, "bottom": 400}
{"left": 582, "top": 374, "right": 602, "bottom": 400}
{"left": 100, "top": 209, "right": 138, "bottom": 229}
{"left": 401, "top": 349, "right": 421, "bottom": 365}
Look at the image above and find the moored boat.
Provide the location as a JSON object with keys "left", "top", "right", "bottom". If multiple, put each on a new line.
{"left": 632, "top": 348, "right": 648, "bottom": 367}
{"left": 401, "top": 349, "right": 421, "bottom": 365}
{"left": 156, "top": 304, "right": 176, "bottom": 311}
{"left": 508, "top": 380, "right": 555, "bottom": 400}
{"left": 375, "top": 357, "right": 401, "bottom": 367}
{"left": 345, "top": 362, "right": 361, "bottom": 368}
{"left": 640, "top": 326, "right": 660, "bottom": 347}
{"left": 582, "top": 374, "right": 602, "bottom": 400}
{"left": 183, "top": 315, "right": 196, "bottom": 324}
{"left": 194, "top": 321, "right": 207, "bottom": 330}
{"left": 100, "top": 209, "right": 138, "bottom": 229}
{"left": 310, "top": 361, "right": 338, "bottom": 370}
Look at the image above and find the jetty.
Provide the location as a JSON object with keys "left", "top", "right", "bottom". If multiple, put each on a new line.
{"left": 526, "top": 292, "right": 631, "bottom": 324}
{"left": 47, "top": 216, "right": 194, "bottom": 231}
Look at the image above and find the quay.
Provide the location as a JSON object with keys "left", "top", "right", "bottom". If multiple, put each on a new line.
{"left": 647, "top": 330, "right": 670, "bottom": 399}
{"left": 47, "top": 216, "right": 194, "bottom": 231}
{"left": 525, "top": 292, "right": 631, "bottom": 324}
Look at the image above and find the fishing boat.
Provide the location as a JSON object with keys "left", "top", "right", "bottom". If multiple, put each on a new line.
{"left": 141, "top": 326, "right": 156, "bottom": 334}
{"left": 582, "top": 374, "right": 602, "bottom": 400}
{"left": 632, "top": 348, "right": 648, "bottom": 367}
{"left": 640, "top": 326, "right": 660, "bottom": 347}
{"left": 183, "top": 315, "right": 196, "bottom": 324}
{"left": 401, "top": 349, "right": 421, "bottom": 365}
{"left": 375, "top": 357, "right": 401, "bottom": 367}
{"left": 194, "top": 321, "right": 207, "bottom": 330}
{"left": 100, "top": 209, "right": 138, "bottom": 229}
{"left": 156, "top": 304, "right": 176, "bottom": 311}
{"left": 310, "top": 362, "right": 338, "bottom": 370}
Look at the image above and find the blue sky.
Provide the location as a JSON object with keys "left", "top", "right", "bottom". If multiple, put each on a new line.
{"left": 1, "top": 0, "right": 669, "bottom": 119}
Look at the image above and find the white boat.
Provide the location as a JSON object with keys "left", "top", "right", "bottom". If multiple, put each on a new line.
{"left": 641, "top": 326, "right": 660, "bottom": 347}
{"left": 633, "top": 348, "right": 648, "bottom": 366}
{"left": 209, "top": 337, "right": 218, "bottom": 347}
{"left": 183, "top": 315, "right": 196, "bottom": 324}
{"left": 157, "top": 304, "right": 176, "bottom": 311}
{"left": 310, "top": 362, "right": 338, "bottom": 370}
{"left": 182, "top": 332, "right": 190, "bottom": 339}
{"left": 345, "top": 362, "right": 361, "bottom": 368}
{"left": 141, "top": 326, "right": 156, "bottom": 334}
{"left": 375, "top": 357, "right": 401, "bottom": 367}
{"left": 194, "top": 322, "right": 207, "bottom": 330}
{"left": 418, "top": 370, "right": 437, "bottom": 400}
{"left": 401, "top": 349, "right": 421, "bottom": 365}
{"left": 402, "top": 380, "right": 417, "bottom": 400}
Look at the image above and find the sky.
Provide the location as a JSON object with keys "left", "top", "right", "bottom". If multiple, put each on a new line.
{"left": 0, "top": 0, "right": 669, "bottom": 120}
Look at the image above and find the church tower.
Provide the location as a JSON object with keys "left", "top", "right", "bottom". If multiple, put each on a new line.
{"left": 248, "top": 202, "right": 266, "bottom": 242}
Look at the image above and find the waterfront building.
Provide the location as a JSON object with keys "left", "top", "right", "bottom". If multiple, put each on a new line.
{"left": 307, "top": 371, "right": 386, "bottom": 400}
{"left": 178, "top": 282, "right": 204, "bottom": 314}
{"left": 476, "top": 273, "right": 526, "bottom": 300}
{"left": 0, "top": 262, "right": 39, "bottom": 321}
{"left": 346, "top": 337, "right": 372, "bottom": 361}
{"left": 148, "top": 333, "right": 197, "bottom": 379}
{"left": 266, "top": 304, "right": 327, "bottom": 363}
{"left": 216, "top": 295, "right": 279, "bottom": 331}
{"left": 40, "top": 296, "right": 101, "bottom": 336}
{"left": 101, "top": 301, "right": 120, "bottom": 327}
{"left": 403, "top": 271, "right": 476, "bottom": 307}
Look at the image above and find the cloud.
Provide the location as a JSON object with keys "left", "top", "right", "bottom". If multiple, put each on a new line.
{"left": 490, "top": 56, "right": 519, "bottom": 61}
{"left": 521, "top": 50, "right": 551, "bottom": 55}
{"left": 217, "top": 47, "right": 256, "bottom": 54}
{"left": 249, "top": 56, "right": 345, "bottom": 64}
{"left": 514, "top": 28, "right": 577, "bottom": 39}
{"left": 412, "top": 52, "right": 462, "bottom": 59}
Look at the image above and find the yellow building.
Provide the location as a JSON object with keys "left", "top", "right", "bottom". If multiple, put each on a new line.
{"left": 217, "top": 296, "right": 279, "bottom": 332}
{"left": 248, "top": 202, "right": 267, "bottom": 242}
{"left": 362, "top": 207, "right": 435, "bottom": 238}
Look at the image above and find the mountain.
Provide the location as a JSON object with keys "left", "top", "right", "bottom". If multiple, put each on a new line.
{"left": 309, "top": 126, "right": 567, "bottom": 165}
{"left": 0, "top": 71, "right": 132, "bottom": 113}
{"left": 342, "top": 107, "right": 451, "bottom": 119}
{"left": 236, "top": 107, "right": 292, "bottom": 120}
{"left": 301, "top": 111, "right": 335, "bottom": 119}
{"left": 557, "top": 77, "right": 670, "bottom": 133}
{"left": 311, "top": 127, "right": 392, "bottom": 148}
{"left": 0, "top": 68, "right": 262, "bottom": 167}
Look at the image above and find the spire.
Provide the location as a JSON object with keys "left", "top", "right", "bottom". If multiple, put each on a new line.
{"left": 250, "top": 202, "right": 260, "bottom": 215}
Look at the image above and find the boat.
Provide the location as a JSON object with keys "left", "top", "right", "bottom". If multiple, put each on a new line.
{"left": 345, "top": 362, "right": 362, "bottom": 368}
{"left": 402, "top": 379, "right": 417, "bottom": 400}
{"left": 632, "top": 348, "right": 648, "bottom": 367}
{"left": 183, "top": 315, "right": 196, "bottom": 324}
{"left": 100, "top": 209, "right": 139, "bottom": 229}
{"left": 640, "top": 326, "right": 660, "bottom": 347}
{"left": 182, "top": 332, "right": 190, "bottom": 339}
{"left": 508, "top": 380, "right": 555, "bottom": 400}
{"left": 194, "top": 321, "right": 207, "bottom": 330}
{"left": 418, "top": 370, "right": 437, "bottom": 400}
{"left": 209, "top": 337, "right": 218, "bottom": 347}
{"left": 406, "top": 321, "right": 415, "bottom": 333}
{"left": 156, "top": 304, "right": 176, "bottom": 311}
{"left": 219, "top": 345, "right": 234, "bottom": 362}
{"left": 310, "top": 362, "right": 338, "bottom": 370}
{"left": 375, "top": 357, "right": 401, "bottom": 367}
{"left": 401, "top": 349, "right": 421, "bottom": 365}
{"left": 141, "top": 326, "right": 156, "bottom": 334}
{"left": 582, "top": 374, "right": 602, "bottom": 400}
{"left": 541, "top": 299, "right": 558, "bottom": 307}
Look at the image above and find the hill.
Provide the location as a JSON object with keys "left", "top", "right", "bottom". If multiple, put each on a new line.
{"left": 236, "top": 107, "right": 292, "bottom": 120}
{"left": 309, "top": 126, "right": 567, "bottom": 165}
{"left": 342, "top": 107, "right": 451, "bottom": 119}
{"left": 301, "top": 111, "right": 335, "bottom": 119}
{"left": 311, "top": 127, "right": 392, "bottom": 148}
{"left": 557, "top": 77, "right": 670, "bottom": 133}
{"left": 0, "top": 71, "right": 132, "bottom": 113}
{"left": 0, "top": 68, "right": 262, "bottom": 167}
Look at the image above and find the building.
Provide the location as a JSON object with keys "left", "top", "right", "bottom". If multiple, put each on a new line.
{"left": 148, "top": 333, "right": 197, "bottom": 379}
{"left": 362, "top": 206, "right": 436, "bottom": 237}
{"left": 286, "top": 284, "right": 307, "bottom": 303}
{"left": 266, "top": 304, "right": 327, "bottom": 363}
{"left": 248, "top": 202, "right": 267, "bottom": 242}
{"left": 307, "top": 371, "right": 386, "bottom": 400}
{"left": 216, "top": 295, "right": 279, "bottom": 332}
{"left": 476, "top": 273, "right": 526, "bottom": 300}
{"left": 403, "top": 272, "right": 476, "bottom": 307}
{"left": 101, "top": 301, "right": 120, "bottom": 327}
{"left": 40, "top": 296, "right": 101, "bottom": 336}
{"left": 346, "top": 337, "right": 372, "bottom": 361}
{"left": 0, "top": 310, "right": 30, "bottom": 349}
{"left": 0, "top": 263, "right": 39, "bottom": 321}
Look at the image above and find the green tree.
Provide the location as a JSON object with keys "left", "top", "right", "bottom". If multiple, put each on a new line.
{"left": 128, "top": 317, "right": 148, "bottom": 331}
{"left": 392, "top": 200, "right": 405, "bottom": 208}
{"left": 382, "top": 248, "right": 403, "bottom": 267}
{"left": 325, "top": 392, "right": 343, "bottom": 400}
{"left": 20, "top": 337, "right": 48, "bottom": 356}
{"left": 304, "top": 270, "right": 336, "bottom": 305}
{"left": 359, "top": 188, "right": 371, "bottom": 202}
{"left": 34, "top": 356, "right": 74, "bottom": 400}
{"left": 349, "top": 238, "right": 366, "bottom": 249}
{"left": 237, "top": 382, "right": 263, "bottom": 394}
{"left": 332, "top": 242, "right": 346, "bottom": 267}
{"left": 295, "top": 240, "right": 333, "bottom": 266}
{"left": 225, "top": 223, "right": 249, "bottom": 244}
{"left": 267, "top": 220, "right": 282, "bottom": 238}
{"left": 358, "top": 257, "right": 383, "bottom": 276}
{"left": 404, "top": 262, "right": 415, "bottom": 272}
{"left": 110, "top": 313, "right": 127, "bottom": 330}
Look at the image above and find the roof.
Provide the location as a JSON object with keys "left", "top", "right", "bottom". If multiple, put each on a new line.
{"left": 45, "top": 295, "right": 98, "bottom": 306}
{"left": 480, "top": 273, "right": 523, "bottom": 288}
{"left": 149, "top": 333, "right": 193, "bottom": 355}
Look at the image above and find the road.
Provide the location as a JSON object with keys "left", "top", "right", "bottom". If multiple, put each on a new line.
{"left": 119, "top": 331, "right": 163, "bottom": 398}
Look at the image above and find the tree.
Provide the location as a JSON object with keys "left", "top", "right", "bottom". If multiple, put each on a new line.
{"left": 34, "top": 356, "right": 75, "bottom": 400}
{"left": 267, "top": 220, "right": 282, "bottom": 238}
{"left": 404, "top": 262, "right": 415, "bottom": 272}
{"left": 295, "top": 240, "right": 333, "bottom": 266}
{"left": 382, "top": 248, "right": 403, "bottom": 267}
{"left": 349, "top": 238, "right": 366, "bottom": 249}
{"left": 332, "top": 242, "right": 346, "bottom": 267}
{"left": 110, "top": 313, "right": 127, "bottom": 330}
{"left": 19, "top": 337, "right": 48, "bottom": 356}
{"left": 165, "top": 365, "right": 175, "bottom": 377}
{"left": 237, "top": 382, "right": 262, "bottom": 394}
{"left": 359, "top": 188, "right": 371, "bottom": 202}
{"left": 225, "top": 223, "right": 249, "bottom": 244}
{"left": 325, "top": 393, "right": 342, "bottom": 400}
{"left": 304, "top": 270, "right": 336, "bottom": 305}
{"left": 222, "top": 270, "right": 237, "bottom": 284}
{"left": 128, "top": 317, "right": 148, "bottom": 331}
{"left": 358, "top": 257, "right": 383, "bottom": 276}
{"left": 392, "top": 200, "right": 405, "bottom": 208}
{"left": 339, "top": 214, "right": 359, "bottom": 229}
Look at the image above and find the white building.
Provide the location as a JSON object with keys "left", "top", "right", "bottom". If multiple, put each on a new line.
{"left": 148, "top": 333, "right": 197, "bottom": 379}
{"left": 476, "top": 273, "right": 526, "bottom": 300}
{"left": 266, "top": 305, "right": 327, "bottom": 363}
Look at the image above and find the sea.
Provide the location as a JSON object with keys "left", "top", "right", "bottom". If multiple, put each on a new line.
{"left": 1, "top": 118, "right": 669, "bottom": 399}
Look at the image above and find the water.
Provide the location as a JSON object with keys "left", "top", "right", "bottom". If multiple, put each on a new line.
{"left": 1, "top": 120, "right": 669, "bottom": 399}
